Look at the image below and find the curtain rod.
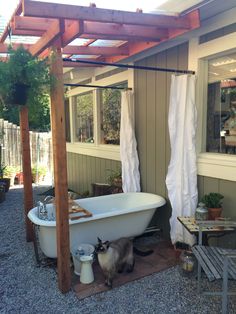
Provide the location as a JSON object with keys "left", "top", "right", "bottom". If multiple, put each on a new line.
{"left": 64, "top": 83, "right": 132, "bottom": 90}
{"left": 63, "top": 58, "right": 195, "bottom": 75}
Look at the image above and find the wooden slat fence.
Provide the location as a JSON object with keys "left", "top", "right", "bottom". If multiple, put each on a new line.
{"left": 0, "top": 118, "right": 52, "bottom": 174}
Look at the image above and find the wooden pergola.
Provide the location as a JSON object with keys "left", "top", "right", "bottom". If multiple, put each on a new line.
{"left": 0, "top": 0, "right": 200, "bottom": 293}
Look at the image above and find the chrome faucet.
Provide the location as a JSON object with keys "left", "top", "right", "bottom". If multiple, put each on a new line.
{"left": 43, "top": 195, "right": 55, "bottom": 221}
{"left": 37, "top": 201, "right": 48, "bottom": 220}
{"left": 37, "top": 196, "right": 55, "bottom": 220}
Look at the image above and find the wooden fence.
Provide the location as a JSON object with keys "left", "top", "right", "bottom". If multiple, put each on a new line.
{"left": 0, "top": 118, "right": 53, "bottom": 175}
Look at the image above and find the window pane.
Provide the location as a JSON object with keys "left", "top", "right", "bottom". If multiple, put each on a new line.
{"left": 207, "top": 53, "right": 236, "bottom": 155}
{"left": 100, "top": 83, "right": 127, "bottom": 145}
{"left": 75, "top": 92, "right": 94, "bottom": 143}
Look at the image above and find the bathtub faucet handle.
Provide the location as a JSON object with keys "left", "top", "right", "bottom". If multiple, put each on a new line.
{"left": 37, "top": 201, "right": 48, "bottom": 220}
{"left": 43, "top": 195, "right": 55, "bottom": 204}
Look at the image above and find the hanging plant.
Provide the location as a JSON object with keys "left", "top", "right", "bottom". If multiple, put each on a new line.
{"left": 0, "top": 45, "right": 53, "bottom": 107}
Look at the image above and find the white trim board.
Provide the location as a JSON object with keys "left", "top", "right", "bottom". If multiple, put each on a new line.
{"left": 198, "top": 153, "right": 236, "bottom": 181}
{"left": 66, "top": 143, "right": 120, "bottom": 161}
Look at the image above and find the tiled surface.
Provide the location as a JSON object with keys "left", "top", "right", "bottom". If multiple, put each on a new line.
{"left": 72, "top": 240, "right": 178, "bottom": 300}
{"left": 177, "top": 216, "right": 234, "bottom": 234}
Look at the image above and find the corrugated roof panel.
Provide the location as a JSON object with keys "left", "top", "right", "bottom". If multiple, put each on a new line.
{"left": 5, "top": 36, "right": 40, "bottom": 45}
{"left": 90, "top": 40, "right": 126, "bottom": 47}
{"left": 70, "top": 54, "right": 100, "bottom": 58}
{"left": 68, "top": 38, "right": 92, "bottom": 46}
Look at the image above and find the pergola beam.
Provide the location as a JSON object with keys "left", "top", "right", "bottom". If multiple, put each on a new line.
{"left": 83, "top": 21, "right": 168, "bottom": 41}
{"left": 80, "top": 33, "right": 160, "bottom": 42}
{"left": 61, "top": 20, "right": 84, "bottom": 47}
{"left": 11, "top": 29, "right": 44, "bottom": 37}
{"left": 63, "top": 45, "right": 129, "bottom": 56}
{"left": 22, "top": 0, "right": 191, "bottom": 29}
{"left": 13, "top": 16, "right": 168, "bottom": 43}
{"left": 0, "top": 1, "right": 23, "bottom": 43}
{"left": 14, "top": 16, "right": 56, "bottom": 31}
{"left": 63, "top": 61, "right": 101, "bottom": 67}
{"left": 29, "top": 19, "right": 61, "bottom": 56}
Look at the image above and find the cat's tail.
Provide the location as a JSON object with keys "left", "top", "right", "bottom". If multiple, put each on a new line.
{"left": 133, "top": 247, "right": 153, "bottom": 256}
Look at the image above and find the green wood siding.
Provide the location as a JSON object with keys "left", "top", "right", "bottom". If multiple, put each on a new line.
{"left": 134, "top": 43, "right": 189, "bottom": 237}
{"left": 67, "top": 152, "right": 120, "bottom": 194}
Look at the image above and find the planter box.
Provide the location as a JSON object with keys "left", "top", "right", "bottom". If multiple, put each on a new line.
{"left": 91, "top": 183, "right": 112, "bottom": 196}
{"left": 0, "top": 178, "right": 10, "bottom": 192}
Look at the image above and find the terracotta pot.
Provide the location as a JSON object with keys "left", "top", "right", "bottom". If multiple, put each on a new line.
{"left": 15, "top": 172, "right": 24, "bottom": 184}
{"left": 208, "top": 207, "right": 222, "bottom": 220}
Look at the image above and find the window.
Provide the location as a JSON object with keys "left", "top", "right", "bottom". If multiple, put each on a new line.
{"left": 189, "top": 32, "right": 236, "bottom": 182}
{"left": 100, "top": 83, "right": 127, "bottom": 145}
{"left": 67, "top": 68, "right": 131, "bottom": 161}
{"left": 207, "top": 53, "right": 236, "bottom": 155}
{"left": 75, "top": 92, "right": 94, "bottom": 143}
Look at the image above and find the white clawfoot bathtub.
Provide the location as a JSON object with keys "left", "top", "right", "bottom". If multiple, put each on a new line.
{"left": 28, "top": 192, "right": 166, "bottom": 258}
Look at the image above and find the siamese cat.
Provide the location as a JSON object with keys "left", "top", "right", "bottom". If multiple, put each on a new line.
{"left": 95, "top": 237, "right": 153, "bottom": 288}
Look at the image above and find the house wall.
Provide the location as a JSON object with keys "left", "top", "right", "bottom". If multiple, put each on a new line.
{"left": 67, "top": 152, "right": 120, "bottom": 194}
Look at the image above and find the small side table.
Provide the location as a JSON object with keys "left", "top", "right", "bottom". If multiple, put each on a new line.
{"left": 177, "top": 216, "right": 234, "bottom": 245}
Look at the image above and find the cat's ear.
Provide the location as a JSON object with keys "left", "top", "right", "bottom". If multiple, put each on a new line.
{"left": 104, "top": 241, "right": 110, "bottom": 248}
{"left": 97, "top": 237, "right": 102, "bottom": 243}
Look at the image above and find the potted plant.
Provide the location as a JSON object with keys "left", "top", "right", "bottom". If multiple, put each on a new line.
{"left": 0, "top": 46, "right": 53, "bottom": 107}
{"left": 3, "top": 165, "right": 17, "bottom": 186}
{"left": 0, "top": 163, "right": 10, "bottom": 192}
{"left": 201, "top": 192, "right": 224, "bottom": 220}
{"left": 106, "top": 168, "right": 122, "bottom": 188}
{"left": 31, "top": 165, "right": 47, "bottom": 183}
{"left": 15, "top": 168, "right": 24, "bottom": 185}
{"left": 106, "top": 168, "right": 123, "bottom": 194}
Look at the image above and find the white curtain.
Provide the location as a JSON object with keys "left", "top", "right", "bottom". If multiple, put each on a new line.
{"left": 120, "top": 90, "right": 140, "bottom": 193}
{"left": 166, "top": 74, "right": 198, "bottom": 246}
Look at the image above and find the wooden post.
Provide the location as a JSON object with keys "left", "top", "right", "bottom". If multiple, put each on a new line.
{"left": 19, "top": 106, "right": 34, "bottom": 242}
{"left": 50, "top": 43, "right": 71, "bottom": 293}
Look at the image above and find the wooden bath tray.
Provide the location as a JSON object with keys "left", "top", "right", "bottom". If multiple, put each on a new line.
{"left": 69, "top": 204, "right": 92, "bottom": 221}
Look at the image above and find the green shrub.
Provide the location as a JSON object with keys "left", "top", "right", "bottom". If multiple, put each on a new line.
{"left": 31, "top": 165, "right": 47, "bottom": 182}
{"left": 106, "top": 168, "right": 122, "bottom": 185}
{"left": 3, "top": 165, "right": 17, "bottom": 178}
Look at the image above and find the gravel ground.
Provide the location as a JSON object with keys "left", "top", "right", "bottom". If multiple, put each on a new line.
{"left": 0, "top": 185, "right": 235, "bottom": 314}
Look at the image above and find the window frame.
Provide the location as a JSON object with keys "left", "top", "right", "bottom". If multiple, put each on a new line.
{"left": 66, "top": 68, "right": 133, "bottom": 161}
{"left": 74, "top": 90, "right": 94, "bottom": 144}
{"left": 189, "top": 33, "right": 236, "bottom": 181}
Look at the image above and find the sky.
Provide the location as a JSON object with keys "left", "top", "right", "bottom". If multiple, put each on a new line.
{"left": 0, "top": 0, "right": 168, "bottom": 20}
